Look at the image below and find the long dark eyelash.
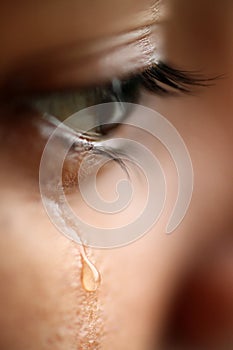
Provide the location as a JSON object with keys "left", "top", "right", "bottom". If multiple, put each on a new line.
{"left": 137, "top": 61, "right": 215, "bottom": 95}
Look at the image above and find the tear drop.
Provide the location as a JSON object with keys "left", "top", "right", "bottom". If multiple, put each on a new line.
{"left": 80, "top": 245, "right": 101, "bottom": 292}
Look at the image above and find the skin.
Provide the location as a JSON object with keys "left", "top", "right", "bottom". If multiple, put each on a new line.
{"left": 0, "top": 0, "right": 232, "bottom": 349}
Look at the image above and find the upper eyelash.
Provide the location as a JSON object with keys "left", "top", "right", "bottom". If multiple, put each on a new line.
{"left": 135, "top": 61, "right": 214, "bottom": 95}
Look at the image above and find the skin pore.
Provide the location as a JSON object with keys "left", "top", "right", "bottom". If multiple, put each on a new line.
{"left": 0, "top": 0, "right": 233, "bottom": 349}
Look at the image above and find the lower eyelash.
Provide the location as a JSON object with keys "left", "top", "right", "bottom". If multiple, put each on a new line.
{"left": 61, "top": 133, "right": 130, "bottom": 191}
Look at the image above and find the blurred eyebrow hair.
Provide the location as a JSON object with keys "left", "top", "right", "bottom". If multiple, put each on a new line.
{"left": 2, "top": 23, "right": 160, "bottom": 94}
{"left": 0, "top": 1, "right": 166, "bottom": 93}
{"left": 20, "top": 25, "right": 156, "bottom": 66}
{"left": 0, "top": 0, "right": 163, "bottom": 69}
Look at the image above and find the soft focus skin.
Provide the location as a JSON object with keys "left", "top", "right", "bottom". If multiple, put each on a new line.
{"left": 0, "top": 0, "right": 233, "bottom": 349}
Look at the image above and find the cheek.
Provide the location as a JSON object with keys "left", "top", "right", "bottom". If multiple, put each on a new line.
{"left": 152, "top": 0, "right": 233, "bottom": 239}
{"left": 141, "top": 77, "right": 233, "bottom": 244}
{"left": 0, "top": 112, "right": 85, "bottom": 347}
{"left": 0, "top": 187, "right": 83, "bottom": 350}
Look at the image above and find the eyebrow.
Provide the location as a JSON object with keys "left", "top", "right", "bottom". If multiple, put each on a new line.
{"left": 3, "top": 23, "right": 162, "bottom": 95}
{"left": 20, "top": 25, "right": 157, "bottom": 70}
{"left": 3, "top": 0, "right": 166, "bottom": 91}
{"left": 0, "top": 0, "right": 163, "bottom": 73}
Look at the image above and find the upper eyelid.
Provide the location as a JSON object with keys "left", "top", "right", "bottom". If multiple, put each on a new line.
{"left": 41, "top": 61, "right": 212, "bottom": 95}
{"left": 1, "top": 60, "right": 212, "bottom": 105}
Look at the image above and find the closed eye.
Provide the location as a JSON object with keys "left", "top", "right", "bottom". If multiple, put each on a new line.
{"left": 0, "top": 59, "right": 212, "bottom": 192}
{"left": 11, "top": 60, "right": 210, "bottom": 127}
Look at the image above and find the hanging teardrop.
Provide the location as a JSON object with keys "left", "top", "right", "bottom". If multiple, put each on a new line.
{"left": 80, "top": 245, "right": 101, "bottom": 292}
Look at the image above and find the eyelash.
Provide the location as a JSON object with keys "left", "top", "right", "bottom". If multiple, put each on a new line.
{"left": 138, "top": 61, "right": 211, "bottom": 94}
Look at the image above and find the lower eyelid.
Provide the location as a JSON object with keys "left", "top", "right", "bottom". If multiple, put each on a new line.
{"left": 62, "top": 143, "right": 127, "bottom": 192}
{"left": 35, "top": 113, "right": 128, "bottom": 194}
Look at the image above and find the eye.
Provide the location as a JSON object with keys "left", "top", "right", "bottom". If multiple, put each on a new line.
{"left": 28, "top": 76, "right": 140, "bottom": 138}
{"left": 23, "top": 61, "right": 208, "bottom": 139}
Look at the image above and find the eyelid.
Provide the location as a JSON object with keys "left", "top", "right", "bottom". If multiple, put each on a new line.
{"left": 7, "top": 62, "right": 208, "bottom": 102}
